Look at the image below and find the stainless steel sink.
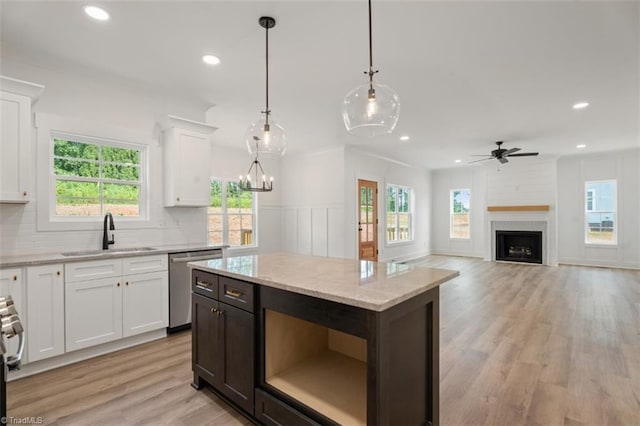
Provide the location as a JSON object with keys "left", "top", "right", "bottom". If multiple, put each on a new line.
{"left": 61, "top": 247, "right": 157, "bottom": 257}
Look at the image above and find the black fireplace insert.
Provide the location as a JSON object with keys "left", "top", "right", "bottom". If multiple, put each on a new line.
{"left": 496, "top": 230, "right": 542, "bottom": 264}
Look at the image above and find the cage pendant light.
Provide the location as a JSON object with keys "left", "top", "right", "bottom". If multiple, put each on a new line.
{"left": 245, "top": 16, "right": 286, "bottom": 157}
{"left": 239, "top": 139, "right": 274, "bottom": 192}
{"left": 342, "top": 0, "right": 400, "bottom": 137}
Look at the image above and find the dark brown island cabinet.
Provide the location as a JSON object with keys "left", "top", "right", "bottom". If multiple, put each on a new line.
{"left": 190, "top": 254, "right": 458, "bottom": 426}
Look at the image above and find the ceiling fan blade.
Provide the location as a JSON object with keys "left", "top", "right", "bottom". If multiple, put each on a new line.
{"left": 504, "top": 148, "right": 520, "bottom": 155}
{"left": 471, "top": 154, "right": 492, "bottom": 156}
{"left": 498, "top": 157, "right": 509, "bottom": 164}
{"left": 468, "top": 157, "right": 492, "bottom": 164}
{"left": 507, "top": 152, "right": 539, "bottom": 157}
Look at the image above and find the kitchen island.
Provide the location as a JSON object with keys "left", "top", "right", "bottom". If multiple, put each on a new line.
{"left": 189, "top": 254, "right": 458, "bottom": 425}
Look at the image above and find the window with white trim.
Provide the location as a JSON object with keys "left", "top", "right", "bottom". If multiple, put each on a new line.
{"left": 52, "top": 134, "right": 146, "bottom": 219}
{"left": 585, "top": 180, "right": 616, "bottom": 245}
{"left": 386, "top": 184, "right": 412, "bottom": 242}
{"left": 450, "top": 189, "right": 471, "bottom": 239}
{"left": 208, "top": 178, "right": 256, "bottom": 247}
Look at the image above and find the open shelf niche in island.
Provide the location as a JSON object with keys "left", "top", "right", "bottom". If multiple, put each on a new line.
{"left": 265, "top": 309, "right": 367, "bottom": 425}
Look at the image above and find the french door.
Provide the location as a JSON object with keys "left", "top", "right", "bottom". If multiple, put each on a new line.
{"left": 358, "top": 179, "right": 378, "bottom": 261}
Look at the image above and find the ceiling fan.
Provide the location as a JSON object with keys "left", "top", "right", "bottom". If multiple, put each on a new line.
{"left": 469, "top": 141, "right": 539, "bottom": 164}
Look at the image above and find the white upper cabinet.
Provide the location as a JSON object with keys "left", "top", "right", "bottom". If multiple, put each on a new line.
{"left": 162, "top": 115, "right": 217, "bottom": 207}
{"left": 0, "top": 76, "right": 45, "bottom": 203}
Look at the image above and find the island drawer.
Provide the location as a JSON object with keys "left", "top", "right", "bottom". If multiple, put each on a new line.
{"left": 255, "top": 389, "right": 320, "bottom": 426}
{"left": 219, "top": 276, "right": 254, "bottom": 313}
{"left": 192, "top": 270, "right": 218, "bottom": 298}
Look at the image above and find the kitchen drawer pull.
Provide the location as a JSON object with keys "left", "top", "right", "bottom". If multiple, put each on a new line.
{"left": 196, "top": 280, "right": 212, "bottom": 288}
{"left": 225, "top": 289, "right": 243, "bottom": 298}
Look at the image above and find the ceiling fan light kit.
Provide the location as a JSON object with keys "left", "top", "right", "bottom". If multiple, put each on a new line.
{"left": 342, "top": 0, "right": 400, "bottom": 137}
{"left": 469, "top": 141, "right": 539, "bottom": 164}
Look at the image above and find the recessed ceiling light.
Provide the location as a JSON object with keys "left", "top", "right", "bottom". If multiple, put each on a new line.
{"left": 455, "top": 159, "right": 462, "bottom": 163}
{"left": 399, "top": 135, "right": 410, "bottom": 141}
{"left": 202, "top": 55, "right": 221, "bottom": 66}
{"left": 84, "top": 5, "right": 109, "bottom": 21}
{"left": 576, "top": 144, "right": 586, "bottom": 149}
{"left": 572, "top": 102, "right": 589, "bottom": 110}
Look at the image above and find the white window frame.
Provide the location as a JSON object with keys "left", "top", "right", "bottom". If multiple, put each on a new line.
{"left": 50, "top": 131, "right": 148, "bottom": 222}
{"left": 386, "top": 184, "right": 413, "bottom": 244}
{"left": 35, "top": 113, "right": 153, "bottom": 231}
{"left": 208, "top": 178, "right": 258, "bottom": 248}
{"left": 449, "top": 188, "right": 471, "bottom": 240}
{"left": 584, "top": 180, "right": 617, "bottom": 246}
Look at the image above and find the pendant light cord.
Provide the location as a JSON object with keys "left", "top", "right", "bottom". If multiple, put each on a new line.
{"left": 368, "top": 0, "right": 373, "bottom": 74}
{"left": 264, "top": 22, "right": 270, "bottom": 125}
{"left": 366, "top": 0, "right": 378, "bottom": 86}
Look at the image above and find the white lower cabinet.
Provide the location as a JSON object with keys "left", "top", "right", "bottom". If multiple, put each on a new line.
{"left": 26, "top": 264, "right": 65, "bottom": 362}
{"left": 65, "top": 277, "right": 123, "bottom": 351}
{"left": 65, "top": 255, "right": 168, "bottom": 352}
{"left": 123, "top": 271, "right": 168, "bottom": 337}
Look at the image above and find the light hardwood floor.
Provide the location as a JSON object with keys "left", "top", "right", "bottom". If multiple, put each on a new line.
{"left": 7, "top": 256, "right": 640, "bottom": 425}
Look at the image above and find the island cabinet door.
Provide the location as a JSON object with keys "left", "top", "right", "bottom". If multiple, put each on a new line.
{"left": 192, "top": 293, "right": 221, "bottom": 385}
{"left": 217, "top": 301, "right": 254, "bottom": 414}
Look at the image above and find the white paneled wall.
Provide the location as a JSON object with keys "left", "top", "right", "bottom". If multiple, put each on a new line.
{"left": 281, "top": 206, "right": 345, "bottom": 258}
{"left": 486, "top": 160, "right": 556, "bottom": 206}
{"left": 311, "top": 208, "right": 328, "bottom": 257}
{"left": 431, "top": 167, "right": 487, "bottom": 257}
{"left": 557, "top": 149, "right": 639, "bottom": 269}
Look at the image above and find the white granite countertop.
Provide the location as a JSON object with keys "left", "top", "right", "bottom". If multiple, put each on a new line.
{"left": 189, "top": 253, "right": 459, "bottom": 312}
{"left": 0, "top": 243, "right": 228, "bottom": 269}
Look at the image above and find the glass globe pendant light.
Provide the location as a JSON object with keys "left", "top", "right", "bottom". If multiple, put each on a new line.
{"left": 343, "top": 0, "right": 400, "bottom": 137}
{"left": 245, "top": 16, "right": 286, "bottom": 157}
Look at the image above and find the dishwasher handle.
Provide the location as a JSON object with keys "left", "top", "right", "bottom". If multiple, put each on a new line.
{"left": 171, "top": 254, "right": 222, "bottom": 263}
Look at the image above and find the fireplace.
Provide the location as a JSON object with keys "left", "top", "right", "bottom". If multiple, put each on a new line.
{"left": 496, "top": 230, "right": 543, "bottom": 264}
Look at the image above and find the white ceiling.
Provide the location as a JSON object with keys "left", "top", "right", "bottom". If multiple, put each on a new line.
{"left": 1, "top": 0, "right": 638, "bottom": 170}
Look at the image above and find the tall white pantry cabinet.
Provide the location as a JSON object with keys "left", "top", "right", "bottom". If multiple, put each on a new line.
{"left": 0, "top": 76, "right": 44, "bottom": 203}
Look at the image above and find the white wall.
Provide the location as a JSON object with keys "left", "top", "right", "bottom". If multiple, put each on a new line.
{"left": 557, "top": 148, "right": 640, "bottom": 269}
{"left": 279, "top": 147, "right": 345, "bottom": 258}
{"left": 344, "top": 147, "right": 431, "bottom": 262}
{"left": 431, "top": 167, "right": 486, "bottom": 257}
{"left": 205, "top": 128, "right": 283, "bottom": 255}
{"left": 431, "top": 159, "right": 558, "bottom": 264}
{"left": 0, "top": 56, "right": 212, "bottom": 256}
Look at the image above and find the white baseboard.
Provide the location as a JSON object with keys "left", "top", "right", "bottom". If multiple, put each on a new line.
{"left": 558, "top": 258, "right": 640, "bottom": 270}
{"left": 380, "top": 249, "right": 431, "bottom": 264}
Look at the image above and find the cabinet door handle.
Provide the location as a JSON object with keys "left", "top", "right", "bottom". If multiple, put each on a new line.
{"left": 23, "top": 191, "right": 27, "bottom": 197}
{"left": 12, "top": 275, "right": 17, "bottom": 281}
{"left": 225, "top": 289, "right": 243, "bottom": 298}
{"left": 210, "top": 307, "right": 218, "bottom": 315}
{"left": 117, "top": 282, "right": 120, "bottom": 287}
{"left": 56, "top": 271, "right": 61, "bottom": 276}
{"left": 126, "top": 281, "right": 129, "bottom": 286}
{"left": 217, "top": 310, "right": 224, "bottom": 316}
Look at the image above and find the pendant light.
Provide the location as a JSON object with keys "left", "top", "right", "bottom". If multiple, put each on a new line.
{"left": 245, "top": 16, "right": 286, "bottom": 157}
{"left": 239, "top": 139, "right": 274, "bottom": 192}
{"left": 343, "top": 0, "right": 400, "bottom": 137}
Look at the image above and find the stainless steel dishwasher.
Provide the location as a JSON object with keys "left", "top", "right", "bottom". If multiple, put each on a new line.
{"left": 168, "top": 248, "right": 223, "bottom": 332}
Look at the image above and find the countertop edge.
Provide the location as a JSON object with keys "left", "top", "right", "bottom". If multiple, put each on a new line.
{"left": 189, "top": 262, "right": 459, "bottom": 312}
{"left": 0, "top": 244, "right": 229, "bottom": 269}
